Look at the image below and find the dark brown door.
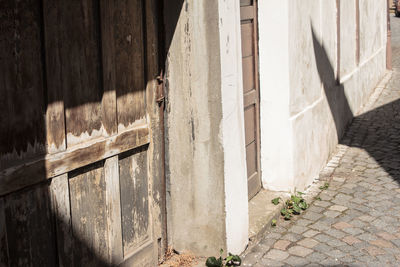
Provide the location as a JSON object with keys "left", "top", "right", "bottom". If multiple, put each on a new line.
{"left": 240, "top": 0, "right": 262, "bottom": 199}
{"left": 0, "top": 0, "right": 166, "bottom": 266}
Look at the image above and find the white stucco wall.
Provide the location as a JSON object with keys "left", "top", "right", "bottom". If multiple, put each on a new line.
{"left": 258, "top": 0, "right": 294, "bottom": 191}
{"left": 165, "top": 0, "right": 248, "bottom": 256}
{"left": 217, "top": 0, "right": 249, "bottom": 255}
{"left": 259, "top": 0, "right": 387, "bottom": 191}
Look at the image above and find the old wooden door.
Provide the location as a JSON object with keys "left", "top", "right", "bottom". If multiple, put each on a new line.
{"left": 240, "top": 0, "right": 262, "bottom": 199}
{"left": 0, "top": 0, "right": 166, "bottom": 266}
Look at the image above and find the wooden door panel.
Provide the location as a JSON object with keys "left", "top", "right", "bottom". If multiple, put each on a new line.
{"left": 244, "top": 106, "right": 256, "bottom": 145}
{"left": 69, "top": 162, "right": 109, "bottom": 266}
{"left": 242, "top": 56, "right": 255, "bottom": 92}
{"left": 240, "top": 0, "right": 262, "bottom": 199}
{"left": 114, "top": 0, "right": 147, "bottom": 127}
{"left": 119, "top": 147, "right": 150, "bottom": 256}
{"left": 0, "top": 0, "right": 46, "bottom": 169}
{"left": 3, "top": 184, "right": 57, "bottom": 267}
{"left": 0, "top": 0, "right": 165, "bottom": 266}
{"left": 241, "top": 23, "right": 254, "bottom": 57}
{"left": 246, "top": 142, "right": 257, "bottom": 177}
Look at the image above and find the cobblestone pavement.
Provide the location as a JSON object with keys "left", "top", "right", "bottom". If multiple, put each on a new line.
{"left": 241, "top": 22, "right": 400, "bottom": 267}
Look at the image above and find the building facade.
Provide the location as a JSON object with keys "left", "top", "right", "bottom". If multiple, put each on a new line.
{"left": 0, "top": 0, "right": 389, "bottom": 265}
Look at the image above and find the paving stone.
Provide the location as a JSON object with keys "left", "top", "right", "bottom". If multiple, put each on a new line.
{"left": 303, "top": 211, "right": 324, "bottom": 221}
{"left": 281, "top": 233, "right": 302, "bottom": 242}
{"left": 296, "top": 219, "right": 313, "bottom": 227}
{"left": 358, "top": 233, "right": 378, "bottom": 242}
{"left": 309, "top": 222, "right": 330, "bottom": 231}
{"left": 323, "top": 210, "right": 341, "bottom": 218}
{"left": 242, "top": 252, "right": 263, "bottom": 266}
{"left": 327, "top": 238, "right": 346, "bottom": 247}
{"left": 313, "top": 243, "right": 333, "bottom": 254}
{"left": 273, "top": 240, "right": 291, "bottom": 251}
{"left": 284, "top": 255, "right": 310, "bottom": 266}
{"left": 325, "top": 228, "right": 346, "bottom": 239}
{"left": 287, "top": 245, "right": 313, "bottom": 257}
{"left": 264, "top": 249, "right": 289, "bottom": 261}
{"left": 343, "top": 227, "right": 364, "bottom": 236}
{"left": 342, "top": 235, "right": 362, "bottom": 245}
{"left": 307, "top": 252, "right": 327, "bottom": 262}
{"left": 364, "top": 246, "right": 386, "bottom": 256}
{"left": 288, "top": 225, "right": 308, "bottom": 234}
{"left": 369, "top": 239, "right": 394, "bottom": 248}
{"left": 303, "top": 229, "right": 320, "bottom": 238}
{"left": 333, "top": 221, "right": 353, "bottom": 230}
{"left": 297, "top": 238, "right": 319, "bottom": 248}
{"left": 257, "top": 258, "right": 285, "bottom": 267}
{"left": 313, "top": 201, "right": 332, "bottom": 208}
{"left": 313, "top": 234, "right": 333, "bottom": 243}
{"left": 329, "top": 205, "right": 348, "bottom": 212}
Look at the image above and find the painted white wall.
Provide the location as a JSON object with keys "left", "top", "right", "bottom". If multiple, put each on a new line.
{"left": 217, "top": 0, "right": 249, "bottom": 254}
{"left": 258, "top": 0, "right": 294, "bottom": 191}
{"left": 259, "top": 0, "right": 387, "bottom": 192}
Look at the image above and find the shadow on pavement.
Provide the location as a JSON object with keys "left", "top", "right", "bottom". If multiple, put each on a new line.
{"left": 311, "top": 25, "right": 400, "bottom": 185}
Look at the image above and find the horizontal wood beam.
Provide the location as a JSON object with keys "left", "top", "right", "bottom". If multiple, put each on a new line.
{"left": 0, "top": 125, "right": 150, "bottom": 196}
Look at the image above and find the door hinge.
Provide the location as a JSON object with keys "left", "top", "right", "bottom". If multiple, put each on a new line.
{"left": 156, "top": 72, "right": 165, "bottom": 106}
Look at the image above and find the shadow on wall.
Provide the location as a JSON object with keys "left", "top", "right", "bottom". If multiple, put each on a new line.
{"left": 0, "top": 0, "right": 184, "bottom": 266}
{"left": 311, "top": 25, "right": 400, "bottom": 184}
{"left": 311, "top": 25, "right": 353, "bottom": 140}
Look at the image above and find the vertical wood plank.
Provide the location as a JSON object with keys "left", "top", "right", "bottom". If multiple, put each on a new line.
{"left": 69, "top": 162, "right": 108, "bottom": 266}
{"left": 0, "top": 198, "right": 9, "bottom": 267}
{"left": 104, "top": 156, "right": 123, "bottom": 264}
{"left": 114, "top": 0, "right": 147, "bottom": 130}
{"left": 100, "top": 0, "right": 118, "bottom": 137}
{"left": 49, "top": 174, "right": 73, "bottom": 267}
{"left": 119, "top": 148, "right": 150, "bottom": 256}
{"left": 42, "top": 0, "right": 66, "bottom": 153}
{"left": 4, "top": 184, "right": 57, "bottom": 266}
{"left": 145, "top": 0, "right": 167, "bottom": 260}
{"left": 43, "top": 0, "right": 104, "bottom": 147}
{"left": 0, "top": 0, "right": 46, "bottom": 168}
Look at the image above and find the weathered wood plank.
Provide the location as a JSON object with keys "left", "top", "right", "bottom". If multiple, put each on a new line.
{"left": 43, "top": 0, "right": 104, "bottom": 147}
{"left": 0, "top": 0, "right": 46, "bottom": 168}
{"left": 100, "top": 0, "right": 118, "bottom": 137}
{"left": 104, "top": 156, "right": 123, "bottom": 265}
{"left": 145, "top": 0, "right": 167, "bottom": 260}
{"left": 49, "top": 174, "right": 73, "bottom": 267}
{"left": 114, "top": 0, "right": 147, "bottom": 130}
{"left": 4, "top": 183, "right": 56, "bottom": 266}
{"left": 69, "top": 162, "right": 108, "bottom": 266}
{"left": 119, "top": 147, "right": 150, "bottom": 255}
{"left": 0, "top": 126, "right": 150, "bottom": 196}
{"left": 0, "top": 198, "right": 9, "bottom": 267}
{"left": 42, "top": 0, "right": 66, "bottom": 153}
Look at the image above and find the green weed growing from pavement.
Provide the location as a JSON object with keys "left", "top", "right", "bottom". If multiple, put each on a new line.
{"left": 206, "top": 249, "right": 241, "bottom": 267}
{"left": 280, "top": 192, "right": 309, "bottom": 220}
{"left": 319, "top": 182, "right": 329, "bottom": 190}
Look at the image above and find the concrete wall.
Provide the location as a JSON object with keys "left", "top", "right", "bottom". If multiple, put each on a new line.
{"left": 259, "top": 0, "right": 387, "bottom": 191}
{"left": 164, "top": 0, "right": 248, "bottom": 256}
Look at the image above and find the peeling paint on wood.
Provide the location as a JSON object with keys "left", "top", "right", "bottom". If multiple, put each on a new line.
{"left": 0, "top": 0, "right": 46, "bottom": 168}
{"left": 0, "top": 126, "right": 150, "bottom": 196}
{"left": 4, "top": 183, "right": 57, "bottom": 266}
{"left": 119, "top": 147, "right": 150, "bottom": 255}
{"left": 49, "top": 174, "right": 73, "bottom": 267}
{"left": 69, "top": 162, "right": 109, "bottom": 266}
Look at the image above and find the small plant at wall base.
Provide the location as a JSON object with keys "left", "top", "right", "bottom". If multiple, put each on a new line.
{"left": 205, "top": 249, "right": 241, "bottom": 267}
{"left": 280, "top": 192, "right": 308, "bottom": 220}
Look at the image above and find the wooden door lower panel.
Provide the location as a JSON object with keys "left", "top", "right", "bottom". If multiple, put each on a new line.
{"left": 0, "top": 144, "right": 157, "bottom": 267}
